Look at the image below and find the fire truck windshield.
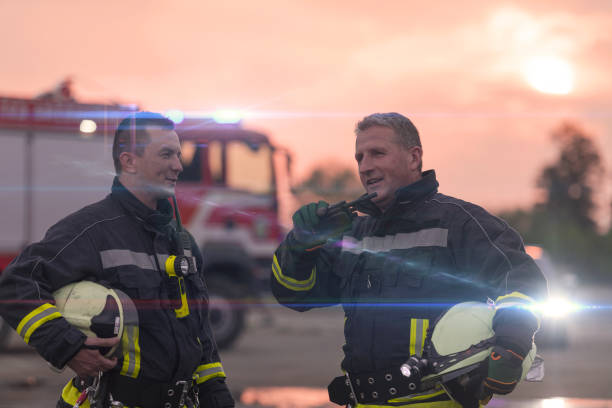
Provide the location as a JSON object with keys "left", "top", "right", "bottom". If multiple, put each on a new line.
{"left": 226, "top": 140, "right": 272, "bottom": 195}
{"left": 178, "top": 139, "right": 274, "bottom": 196}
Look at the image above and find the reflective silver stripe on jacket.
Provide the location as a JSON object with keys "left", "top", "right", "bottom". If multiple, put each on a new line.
{"left": 100, "top": 249, "right": 196, "bottom": 274}
{"left": 100, "top": 249, "right": 157, "bottom": 271}
{"left": 341, "top": 228, "right": 448, "bottom": 254}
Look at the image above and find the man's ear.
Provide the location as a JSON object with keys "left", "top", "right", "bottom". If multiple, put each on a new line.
{"left": 409, "top": 146, "right": 423, "bottom": 171}
{"left": 119, "top": 151, "right": 138, "bottom": 174}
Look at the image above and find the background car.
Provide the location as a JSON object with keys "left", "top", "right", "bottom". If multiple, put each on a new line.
{"left": 525, "top": 245, "right": 579, "bottom": 349}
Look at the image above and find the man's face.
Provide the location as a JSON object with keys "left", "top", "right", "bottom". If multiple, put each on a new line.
{"left": 355, "top": 126, "right": 421, "bottom": 210}
{"left": 134, "top": 126, "right": 183, "bottom": 200}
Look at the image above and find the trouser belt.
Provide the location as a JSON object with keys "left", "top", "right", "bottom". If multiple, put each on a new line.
{"left": 108, "top": 375, "right": 199, "bottom": 408}
{"left": 328, "top": 365, "right": 425, "bottom": 405}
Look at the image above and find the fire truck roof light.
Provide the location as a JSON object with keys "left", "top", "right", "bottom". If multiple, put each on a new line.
{"left": 79, "top": 119, "right": 97, "bottom": 134}
{"left": 212, "top": 109, "right": 243, "bottom": 124}
{"left": 165, "top": 109, "right": 185, "bottom": 124}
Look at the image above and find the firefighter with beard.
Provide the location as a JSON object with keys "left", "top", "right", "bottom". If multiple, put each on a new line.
{"left": 271, "top": 113, "right": 547, "bottom": 407}
{"left": 0, "top": 112, "right": 234, "bottom": 408}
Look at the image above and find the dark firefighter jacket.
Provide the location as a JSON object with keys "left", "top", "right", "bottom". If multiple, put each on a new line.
{"left": 0, "top": 178, "right": 227, "bottom": 393}
{"left": 271, "top": 170, "right": 547, "bottom": 406}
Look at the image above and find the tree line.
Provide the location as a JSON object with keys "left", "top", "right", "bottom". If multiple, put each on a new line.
{"left": 499, "top": 123, "right": 611, "bottom": 284}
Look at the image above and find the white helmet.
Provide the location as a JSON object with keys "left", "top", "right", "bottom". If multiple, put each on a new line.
{"left": 53, "top": 281, "right": 138, "bottom": 357}
{"left": 416, "top": 302, "right": 540, "bottom": 404}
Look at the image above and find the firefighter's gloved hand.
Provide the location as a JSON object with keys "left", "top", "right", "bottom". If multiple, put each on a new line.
{"left": 477, "top": 345, "right": 524, "bottom": 399}
{"left": 291, "top": 201, "right": 352, "bottom": 248}
{"left": 477, "top": 304, "right": 538, "bottom": 400}
{"left": 198, "top": 378, "right": 235, "bottom": 408}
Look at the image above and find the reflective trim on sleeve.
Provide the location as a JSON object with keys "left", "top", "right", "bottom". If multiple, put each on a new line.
{"left": 409, "top": 318, "right": 429, "bottom": 357}
{"left": 194, "top": 362, "right": 226, "bottom": 384}
{"left": 341, "top": 228, "right": 448, "bottom": 255}
{"left": 495, "top": 291, "right": 536, "bottom": 306}
{"left": 272, "top": 254, "right": 316, "bottom": 292}
{"left": 60, "top": 379, "right": 90, "bottom": 408}
{"left": 495, "top": 291, "right": 541, "bottom": 326}
{"left": 120, "top": 325, "right": 141, "bottom": 378}
{"left": 16, "top": 303, "right": 62, "bottom": 344}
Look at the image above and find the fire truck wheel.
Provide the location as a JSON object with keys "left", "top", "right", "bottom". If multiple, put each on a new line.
{"left": 0, "top": 316, "right": 11, "bottom": 350}
{"left": 206, "top": 276, "right": 246, "bottom": 350}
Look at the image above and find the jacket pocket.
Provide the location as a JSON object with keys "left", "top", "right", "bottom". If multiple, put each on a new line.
{"left": 116, "top": 269, "right": 162, "bottom": 301}
{"left": 382, "top": 248, "right": 434, "bottom": 289}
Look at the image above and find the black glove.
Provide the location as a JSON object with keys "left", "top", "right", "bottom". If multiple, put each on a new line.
{"left": 198, "top": 379, "right": 235, "bottom": 408}
{"left": 477, "top": 307, "right": 537, "bottom": 400}
{"left": 477, "top": 345, "right": 524, "bottom": 399}
{"left": 291, "top": 200, "right": 353, "bottom": 248}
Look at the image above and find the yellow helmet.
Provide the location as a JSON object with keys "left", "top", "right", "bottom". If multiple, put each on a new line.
{"left": 53, "top": 281, "right": 137, "bottom": 357}
{"left": 418, "top": 302, "right": 540, "bottom": 404}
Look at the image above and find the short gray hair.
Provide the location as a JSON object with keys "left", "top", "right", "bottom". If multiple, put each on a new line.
{"left": 355, "top": 112, "right": 421, "bottom": 149}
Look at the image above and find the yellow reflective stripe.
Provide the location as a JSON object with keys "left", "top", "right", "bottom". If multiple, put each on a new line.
{"left": 389, "top": 388, "right": 447, "bottom": 402}
{"left": 409, "top": 318, "right": 429, "bottom": 357}
{"left": 194, "top": 362, "right": 226, "bottom": 384}
{"left": 495, "top": 291, "right": 535, "bottom": 305}
{"left": 196, "top": 362, "right": 223, "bottom": 370}
{"left": 495, "top": 291, "right": 541, "bottom": 325}
{"left": 421, "top": 319, "right": 429, "bottom": 357}
{"left": 272, "top": 254, "right": 316, "bottom": 291}
{"left": 165, "top": 255, "right": 177, "bottom": 277}
{"left": 120, "top": 326, "right": 141, "bottom": 378}
{"left": 17, "top": 303, "right": 55, "bottom": 335}
{"left": 175, "top": 277, "right": 190, "bottom": 318}
{"left": 357, "top": 398, "right": 460, "bottom": 408}
{"left": 409, "top": 319, "right": 417, "bottom": 356}
{"left": 17, "top": 303, "right": 55, "bottom": 334}
{"left": 17, "top": 303, "right": 62, "bottom": 344}
{"left": 133, "top": 327, "right": 141, "bottom": 378}
{"left": 60, "top": 379, "right": 91, "bottom": 408}
{"left": 23, "top": 312, "right": 62, "bottom": 344}
{"left": 120, "top": 327, "right": 130, "bottom": 375}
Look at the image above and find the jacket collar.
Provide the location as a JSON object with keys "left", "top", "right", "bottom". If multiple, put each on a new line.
{"left": 395, "top": 169, "right": 439, "bottom": 204}
{"left": 110, "top": 177, "right": 174, "bottom": 230}
{"left": 354, "top": 170, "right": 439, "bottom": 217}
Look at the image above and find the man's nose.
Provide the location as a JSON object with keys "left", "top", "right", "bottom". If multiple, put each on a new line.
{"left": 172, "top": 156, "right": 183, "bottom": 172}
{"left": 359, "top": 156, "right": 373, "bottom": 175}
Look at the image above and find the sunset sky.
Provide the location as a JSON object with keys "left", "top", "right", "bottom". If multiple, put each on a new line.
{"left": 1, "top": 1, "right": 611, "bottom": 224}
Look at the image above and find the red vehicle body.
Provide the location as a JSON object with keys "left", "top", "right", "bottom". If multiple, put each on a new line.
{"left": 0, "top": 92, "right": 290, "bottom": 349}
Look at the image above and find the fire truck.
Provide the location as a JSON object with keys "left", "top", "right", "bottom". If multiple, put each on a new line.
{"left": 0, "top": 87, "right": 291, "bottom": 350}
